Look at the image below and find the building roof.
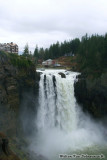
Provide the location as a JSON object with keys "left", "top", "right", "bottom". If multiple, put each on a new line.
{"left": 46, "top": 59, "right": 52, "bottom": 61}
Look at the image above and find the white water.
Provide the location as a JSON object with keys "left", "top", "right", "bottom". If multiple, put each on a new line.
{"left": 36, "top": 69, "right": 78, "bottom": 132}
{"left": 30, "top": 69, "right": 107, "bottom": 160}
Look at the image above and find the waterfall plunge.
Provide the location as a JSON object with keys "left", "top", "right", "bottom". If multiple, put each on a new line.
{"left": 36, "top": 70, "right": 78, "bottom": 132}
{"left": 29, "top": 70, "right": 106, "bottom": 160}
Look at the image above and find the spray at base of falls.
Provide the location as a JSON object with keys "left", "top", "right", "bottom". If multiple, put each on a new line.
{"left": 29, "top": 70, "right": 107, "bottom": 160}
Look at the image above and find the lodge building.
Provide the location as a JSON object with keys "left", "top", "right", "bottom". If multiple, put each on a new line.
{"left": 0, "top": 42, "right": 18, "bottom": 54}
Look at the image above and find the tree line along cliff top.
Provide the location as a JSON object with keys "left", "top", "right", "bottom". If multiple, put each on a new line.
{"left": 32, "top": 33, "right": 107, "bottom": 78}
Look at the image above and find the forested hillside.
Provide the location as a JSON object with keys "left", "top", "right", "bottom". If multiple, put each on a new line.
{"left": 33, "top": 38, "right": 80, "bottom": 60}
{"left": 76, "top": 34, "right": 107, "bottom": 74}
{"left": 33, "top": 33, "right": 107, "bottom": 74}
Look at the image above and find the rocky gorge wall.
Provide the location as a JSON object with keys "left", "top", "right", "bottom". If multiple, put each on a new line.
{"left": 0, "top": 52, "right": 39, "bottom": 159}
{"left": 74, "top": 72, "right": 107, "bottom": 119}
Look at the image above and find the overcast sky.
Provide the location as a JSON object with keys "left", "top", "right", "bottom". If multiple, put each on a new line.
{"left": 0, "top": 0, "right": 107, "bottom": 52}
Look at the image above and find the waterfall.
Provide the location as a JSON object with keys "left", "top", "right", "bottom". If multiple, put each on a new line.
{"left": 36, "top": 70, "right": 78, "bottom": 132}
{"left": 30, "top": 69, "right": 106, "bottom": 160}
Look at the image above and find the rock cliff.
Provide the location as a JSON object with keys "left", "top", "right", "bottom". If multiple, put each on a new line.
{"left": 0, "top": 52, "right": 39, "bottom": 159}
{"left": 0, "top": 132, "right": 20, "bottom": 160}
{"left": 74, "top": 72, "right": 107, "bottom": 118}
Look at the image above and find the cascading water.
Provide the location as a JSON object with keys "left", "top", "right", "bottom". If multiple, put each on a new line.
{"left": 30, "top": 69, "right": 107, "bottom": 160}
{"left": 36, "top": 70, "right": 78, "bottom": 132}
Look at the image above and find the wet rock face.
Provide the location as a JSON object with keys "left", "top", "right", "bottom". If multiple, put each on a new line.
{"left": 0, "top": 54, "right": 19, "bottom": 109}
{"left": 0, "top": 86, "right": 7, "bottom": 104}
{"left": 0, "top": 53, "right": 39, "bottom": 137}
{"left": 58, "top": 72, "right": 66, "bottom": 78}
{"left": 0, "top": 53, "right": 40, "bottom": 160}
{"left": 0, "top": 53, "right": 39, "bottom": 107}
{"left": 0, "top": 133, "right": 9, "bottom": 156}
{"left": 74, "top": 73, "right": 107, "bottom": 118}
{"left": 0, "top": 132, "right": 21, "bottom": 160}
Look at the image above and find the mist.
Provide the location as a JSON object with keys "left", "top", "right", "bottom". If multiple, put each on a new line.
{"left": 19, "top": 91, "right": 39, "bottom": 137}
{"left": 23, "top": 70, "right": 107, "bottom": 160}
{"left": 28, "top": 104, "right": 106, "bottom": 160}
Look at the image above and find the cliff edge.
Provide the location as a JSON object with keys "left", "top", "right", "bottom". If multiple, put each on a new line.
{"left": 0, "top": 51, "right": 39, "bottom": 159}
{"left": 74, "top": 72, "right": 107, "bottom": 118}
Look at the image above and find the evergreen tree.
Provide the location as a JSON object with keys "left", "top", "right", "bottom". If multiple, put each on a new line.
{"left": 34, "top": 45, "right": 39, "bottom": 58}
{"left": 32, "top": 33, "right": 107, "bottom": 75}
{"left": 23, "top": 43, "right": 29, "bottom": 57}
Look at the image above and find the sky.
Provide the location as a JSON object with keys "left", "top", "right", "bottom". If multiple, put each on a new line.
{"left": 0, "top": 0, "right": 107, "bottom": 53}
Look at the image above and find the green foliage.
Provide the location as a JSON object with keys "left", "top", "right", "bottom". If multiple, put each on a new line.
{"left": 77, "top": 33, "right": 107, "bottom": 74}
{"left": 0, "top": 49, "right": 34, "bottom": 70}
{"left": 33, "top": 33, "right": 107, "bottom": 76}
{"left": 0, "top": 50, "right": 7, "bottom": 55}
{"left": 9, "top": 53, "right": 33, "bottom": 69}
{"left": 34, "top": 45, "right": 39, "bottom": 58}
{"left": 22, "top": 43, "right": 29, "bottom": 57}
{"left": 22, "top": 43, "right": 34, "bottom": 61}
{"left": 0, "top": 52, "right": 33, "bottom": 69}
{"left": 33, "top": 39, "right": 80, "bottom": 60}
